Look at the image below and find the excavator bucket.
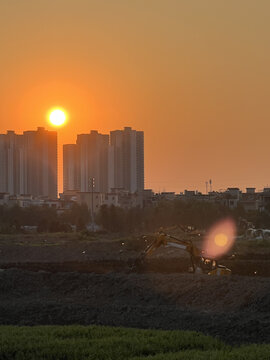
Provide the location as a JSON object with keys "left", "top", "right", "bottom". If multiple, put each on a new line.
{"left": 208, "top": 267, "right": 231, "bottom": 276}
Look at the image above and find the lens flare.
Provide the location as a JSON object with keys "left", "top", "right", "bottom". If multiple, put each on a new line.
{"left": 203, "top": 218, "right": 236, "bottom": 259}
{"left": 214, "top": 233, "right": 228, "bottom": 247}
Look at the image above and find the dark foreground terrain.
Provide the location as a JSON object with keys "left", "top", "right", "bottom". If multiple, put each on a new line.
{"left": 1, "top": 269, "right": 270, "bottom": 344}
{"left": 0, "top": 233, "right": 270, "bottom": 345}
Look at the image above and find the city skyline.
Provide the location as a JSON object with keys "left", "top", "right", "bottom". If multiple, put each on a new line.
{"left": 0, "top": 126, "right": 145, "bottom": 198}
{"left": 1, "top": 125, "right": 270, "bottom": 196}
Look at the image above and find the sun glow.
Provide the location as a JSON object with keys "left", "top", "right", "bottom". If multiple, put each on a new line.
{"left": 48, "top": 108, "right": 67, "bottom": 126}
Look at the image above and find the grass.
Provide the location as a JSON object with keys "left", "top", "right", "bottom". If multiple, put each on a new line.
{"left": 0, "top": 325, "right": 270, "bottom": 360}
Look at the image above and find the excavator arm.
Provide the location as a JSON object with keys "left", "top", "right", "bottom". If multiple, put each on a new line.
{"left": 133, "top": 231, "right": 231, "bottom": 275}
{"left": 134, "top": 232, "right": 200, "bottom": 273}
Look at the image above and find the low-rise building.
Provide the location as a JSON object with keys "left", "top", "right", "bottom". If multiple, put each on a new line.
{"left": 0, "top": 193, "right": 9, "bottom": 205}
{"left": 77, "top": 192, "right": 106, "bottom": 214}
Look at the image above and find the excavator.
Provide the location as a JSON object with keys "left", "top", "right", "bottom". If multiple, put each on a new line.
{"left": 132, "top": 231, "right": 231, "bottom": 276}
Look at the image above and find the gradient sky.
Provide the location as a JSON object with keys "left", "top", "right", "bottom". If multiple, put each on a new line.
{"left": 1, "top": 0, "right": 270, "bottom": 193}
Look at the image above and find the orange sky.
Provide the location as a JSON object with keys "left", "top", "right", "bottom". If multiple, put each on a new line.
{"left": 1, "top": 0, "right": 270, "bottom": 193}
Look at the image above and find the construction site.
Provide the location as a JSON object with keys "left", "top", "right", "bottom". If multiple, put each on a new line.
{"left": 0, "top": 223, "right": 270, "bottom": 345}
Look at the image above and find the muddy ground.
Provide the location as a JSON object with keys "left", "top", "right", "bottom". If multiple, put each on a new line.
{"left": 0, "top": 233, "right": 270, "bottom": 344}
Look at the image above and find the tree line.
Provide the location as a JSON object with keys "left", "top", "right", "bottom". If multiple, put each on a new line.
{"left": 0, "top": 203, "right": 90, "bottom": 233}
{"left": 1, "top": 199, "right": 270, "bottom": 234}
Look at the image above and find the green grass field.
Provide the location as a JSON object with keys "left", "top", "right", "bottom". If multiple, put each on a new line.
{"left": 0, "top": 325, "right": 270, "bottom": 359}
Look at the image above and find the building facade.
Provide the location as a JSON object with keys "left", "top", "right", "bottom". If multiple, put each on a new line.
{"left": 63, "top": 144, "right": 78, "bottom": 192}
{"left": 0, "top": 131, "right": 24, "bottom": 195}
{"left": 109, "top": 127, "right": 144, "bottom": 193}
{"left": 0, "top": 127, "right": 57, "bottom": 198}
{"left": 63, "top": 127, "right": 144, "bottom": 196}
{"left": 76, "top": 130, "right": 109, "bottom": 193}
{"left": 23, "top": 127, "right": 57, "bottom": 198}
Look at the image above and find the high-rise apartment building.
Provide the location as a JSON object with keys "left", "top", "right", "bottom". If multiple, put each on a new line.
{"left": 63, "top": 127, "right": 144, "bottom": 195}
{"left": 23, "top": 127, "right": 57, "bottom": 198}
{"left": 110, "top": 127, "right": 144, "bottom": 193}
{"left": 0, "top": 131, "right": 24, "bottom": 195}
{"left": 64, "top": 130, "right": 109, "bottom": 193}
{"left": 63, "top": 144, "right": 78, "bottom": 192}
{"left": 0, "top": 127, "right": 57, "bottom": 198}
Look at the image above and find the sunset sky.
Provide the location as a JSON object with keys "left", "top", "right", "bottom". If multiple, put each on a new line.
{"left": 1, "top": 0, "right": 270, "bottom": 193}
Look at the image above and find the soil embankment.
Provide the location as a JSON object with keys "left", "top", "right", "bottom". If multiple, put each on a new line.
{"left": 0, "top": 269, "right": 270, "bottom": 344}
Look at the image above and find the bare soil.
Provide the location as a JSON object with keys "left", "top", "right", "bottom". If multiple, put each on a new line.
{"left": 0, "top": 233, "right": 270, "bottom": 344}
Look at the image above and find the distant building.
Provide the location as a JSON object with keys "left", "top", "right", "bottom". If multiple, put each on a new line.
{"left": 77, "top": 188, "right": 143, "bottom": 213}
{"left": 109, "top": 127, "right": 144, "bottom": 194}
{"left": 160, "top": 192, "right": 176, "bottom": 201}
{"left": 0, "top": 192, "right": 9, "bottom": 206}
{"left": 67, "top": 130, "right": 109, "bottom": 193}
{"left": 0, "top": 131, "right": 24, "bottom": 195}
{"left": 110, "top": 188, "right": 143, "bottom": 208}
{"left": 226, "top": 187, "right": 241, "bottom": 199}
{"left": 143, "top": 189, "right": 155, "bottom": 207}
{"left": 23, "top": 127, "right": 57, "bottom": 198}
{"left": 63, "top": 144, "right": 79, "bottom": 192}
{"left": 59, "top": 189, "right": 78, "bottom": 202}
{"left": 77, "top": 191, "right": 106, "bottom": 214}
{"left": 259, "top": 188, "right": 270, "bottom": 211}
{"left": 184, "top": 190, "right": 196, "bottom": 197}
{"left": 0, "top": 127, "right": 57, "bottom": 198}
{"left": 63, "top": 127, "right": 144, "bottom": 197}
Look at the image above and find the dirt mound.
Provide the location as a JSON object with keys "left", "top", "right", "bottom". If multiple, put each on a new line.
{"left": 0, "top": 269, "right": 269, "bottom": 344}
{"left": 2, "top": 256, "right": 270, "bottom": 277}
{"left": 1, "top": 234, "right": 270, "bottom": 277}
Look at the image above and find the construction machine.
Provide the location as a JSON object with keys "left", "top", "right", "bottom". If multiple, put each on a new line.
{"left": 133, "top": 232, "right": 231, "bottom": 276}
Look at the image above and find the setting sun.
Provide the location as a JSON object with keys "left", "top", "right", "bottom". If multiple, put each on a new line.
{"left": 49, "top": 108, "right": 67, "bottom": 127}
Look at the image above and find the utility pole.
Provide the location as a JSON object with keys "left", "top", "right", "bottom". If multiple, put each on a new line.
{"left": 205, "top": 181, "right": 208, "bottom": 194}
{"left": 89, "top": 177, "right": 95, "bottom": 231}
{"left": 209, "top": 179, "right": 212, "bottom": 193}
